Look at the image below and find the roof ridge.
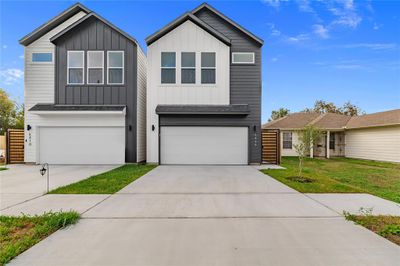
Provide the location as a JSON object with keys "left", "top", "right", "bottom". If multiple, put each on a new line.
{"left": 307, "top": 113, "right": 326, "bottom": 126}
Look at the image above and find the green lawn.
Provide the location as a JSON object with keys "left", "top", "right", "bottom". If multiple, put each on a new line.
{"left": 0, "top": 212, "right": 80, "bottom": 265}
{"left": 262, "top": 157, "right": 400, "bottom": 203}
{"left": 345, "top": 212, "right": 400, "bottom": 246}
{"left": 49, "top": 164, "right": 157, "bottom": 194}
{"left": 0, "top": 167, "right": 7, "bottom": 171}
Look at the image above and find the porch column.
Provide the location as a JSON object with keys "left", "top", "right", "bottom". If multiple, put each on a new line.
{"left": 310, "top": 140, "right": 314, "bottom": 158}
{"left": 326, "top": 131, "right": 330, "bottom": 159}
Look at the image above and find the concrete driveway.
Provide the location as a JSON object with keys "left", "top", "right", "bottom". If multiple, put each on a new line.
{"left": 0, "top": 164, "right": 118, "bottom": 210}
{"left": 10, "top": 166, "right": 400, "bottom": 266}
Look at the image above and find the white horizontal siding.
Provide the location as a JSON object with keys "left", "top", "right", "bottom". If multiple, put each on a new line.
{"left": 24, "top": 11, "right": 87, "bottom": 163}
{"left": 345, "top": 126, "right": 400, "bottom": 162}
{"left": 136, "top": 48, "right": 147, "bottom": 162}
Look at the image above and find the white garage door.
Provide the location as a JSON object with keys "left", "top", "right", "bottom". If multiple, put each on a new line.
{"left": 160, "top": 126, "right": 248, "bottom": 165}
{"left": 39, "top": 127, "right": 125, "bottom": 164}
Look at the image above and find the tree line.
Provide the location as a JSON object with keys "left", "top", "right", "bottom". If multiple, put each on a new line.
{"left": 0, "top": 89, "right": 24, "bottom": 135}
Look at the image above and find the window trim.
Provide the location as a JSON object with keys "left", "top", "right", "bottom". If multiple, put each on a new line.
{"left": 87, "top": 51, "right": 104, "bottom": 85}
{"left": 181, "top": 52, "right": 196, "bottom": 84}
{"left": 67, "top": 50, "right": 84, "bottom": 85}
{"left": 282, "top": 132, "right": 293, "bottom": 149}
{"left": 201, "top": 52, "right": 216, "bottom": 84}
{"left": 31, "top": 52, "right": 54, "bottom": 64}
{"left": 232, "top": 52, "right": 255, "bottom": 64}
{"left": 107, "top": 51, "right": 124, "bottom": 85}
{"left": 161, "top": 52, "right": 176, "bottom": 84}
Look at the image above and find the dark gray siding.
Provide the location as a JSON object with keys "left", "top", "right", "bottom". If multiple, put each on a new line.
{"left": 53, "top": 17, "right": 137, "bottom": 162}
{"left": 194, "top": 9, "right": 262, "bottom": 163}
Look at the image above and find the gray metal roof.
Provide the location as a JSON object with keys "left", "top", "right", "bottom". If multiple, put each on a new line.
{"left": 19, "top": 2, "right": 91, "bottom": 46}
{"left": 50, "top": 12, "right": 141, "bottom": 47}
{"left": 156, "top": 104, "right": 250, "bottom": 115}
{"left": 29, "top": 104, "right": 126, "bottom": 112}
{"left": 191, "top": 3, "right": 264, "bottom": 46}
{"left": 146, "top": 12, "right": 231, "bottom": 46}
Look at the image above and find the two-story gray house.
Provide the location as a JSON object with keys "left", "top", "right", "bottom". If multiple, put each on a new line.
{"left": 146, "top": 3, "right": 263, "bottom": 164}
{"left": 20, "top": 3, "right": 146, "bottom": 164}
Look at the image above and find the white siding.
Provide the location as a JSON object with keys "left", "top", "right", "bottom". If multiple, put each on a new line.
{"left": 136, "top": 47, "right": 147, "bottom": 162}
{"left": 280, "top": 130, "right": 301, "bottom": 157}
{"left": 24, "top": 11, "right": 87, "bottom": 163}
{"left": 146, "top": 20, "right": 230, "bottom": 163}
{"left": 345, "top": 126, "right": 400, "bottom": 163}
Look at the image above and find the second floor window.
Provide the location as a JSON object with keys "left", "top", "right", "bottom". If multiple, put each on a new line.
{"left": 32, "top": 52, "right": 52, "bottom": 63}
{"left": 67, "top": 51, "right": 84, "bottom": 85}
{"left": 87, "top": 51, "right": 104, "bottom": 84}
{"left": 181, "top": 52, "right": 195, "bottom": 84}
{"left": 107, "top": 51, "right": 124, "bottom": 85}
{"left": 161, "top": 52, "right": 176, "bottom": 84}
{"left": 201, "top": 52, "right": 216, "bottom": 84}
{"left": 283, "top": 132, "right": 292, "bottom": 149}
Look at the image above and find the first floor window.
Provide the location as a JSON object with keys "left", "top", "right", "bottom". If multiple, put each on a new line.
{"left": 161, "top": 52, "right": 176, "bottom": 84}
{"left": 87, "top": 51, "right": 104, "bottom": 84}
{"left": 181, "top": 52, "right": 195, "bottom": 84}
{"left": 283, "top": 132, "right": 292, "bottom": 149}
{"left": 107, "top": 51, "right": 124, "bottom": 84}
{"left": 201, "top": 52, "right": 216, "bottom": 84}
{"left": 67, "top": 51, "right": 84, "bottom": 84}
{"left": 329, "top": 132, "right": 335, "bottom": 150}
{"left": 32, "top": 52, "right": 52, "bottom": 63}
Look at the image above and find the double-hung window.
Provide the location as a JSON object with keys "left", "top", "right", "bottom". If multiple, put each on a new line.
{"left": 67, "top": 51, "right": 84, "bottom": 85}
{"left": 201, "top": 52, "right": 216, "bottom": 84}
{"left": 87, "top": 51, "right": 104, "bottom": 84}
{"left": 107, "top": 51, "right": 124, "bottom": 85}
{"left": 161, "top": 52, "right": 176, "bottom": 84}
{"left": 283, "top": 132, "right": 292, "bottom": 149}
{"left": 181, "top": 52, "right": 195, "bottom": 84}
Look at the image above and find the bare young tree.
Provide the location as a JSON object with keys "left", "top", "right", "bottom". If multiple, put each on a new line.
{"left": 293, "top": 125, "right": 321, "bottom": 177}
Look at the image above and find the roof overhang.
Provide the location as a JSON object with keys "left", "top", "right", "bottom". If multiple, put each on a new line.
{"left": 29, "top": 104, "right": 126, "bottom": 115}
{"left": 156, "top": 104, "right": 250, "bottom": 115}
{"left": 19, "top": 3, "right": 91, "bottom": 46}
{"left": 146, "top": 12, "right": 231, "bottom": 46}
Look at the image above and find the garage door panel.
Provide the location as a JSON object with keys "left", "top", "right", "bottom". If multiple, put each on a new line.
{"left": 39, "top": 127, "right": 125, "bottom": 164}
{"left": 160, "top": 127, "right": 248, "bottom": 165}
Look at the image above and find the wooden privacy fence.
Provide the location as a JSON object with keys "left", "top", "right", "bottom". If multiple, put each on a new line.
{"left": 262, "top": 129, "right": 281, "bottom": 165}
{"left": 6, "top": 129, "right": 24, "bottom": 164}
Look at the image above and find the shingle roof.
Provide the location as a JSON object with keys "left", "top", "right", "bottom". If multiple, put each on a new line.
{"left": 345, "top": 109, "right": 400, "bottom": 129}
{"left": 263, "top": 109, "right": 400, "bottom": 130}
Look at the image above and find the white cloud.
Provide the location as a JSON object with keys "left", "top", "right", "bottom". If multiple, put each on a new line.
{"left": 296, "top": 0, "right": 314, "bottom": 13}
{"left": 373, "top": 23, "right": 380, "bottom": 30}
{"left": 328, "top": 0, "right": 362, "bottom": 28}
{"left": 0, "top": 68, "right": 24, "bottom": 85}
{"left": 2, "top": 45, "right": 7, "bottom": 49}
{"left": 287, "top": 33, "right": 309, "bottom": 43}
{"left": 267, "top": 23, "right": 281, "bottom": 36}
{"left": 19, "top": 54, "right": 24, "bottom": 59}
{"left": 340, "top": 43, "right": 398, "bottom": 50}
{"left": 271, "top": 57, "right": 279, "bottom": 62}
{"left": 313, "top": 24, "right": 329, "bottom": 39}
{"left": 261, "top": 0, "right": 288, "bottom": 8}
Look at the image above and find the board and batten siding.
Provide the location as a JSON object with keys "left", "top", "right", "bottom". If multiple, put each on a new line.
{"left": 146, "top": 20, "right": 230, "bottom": 163}
{"left": 345, "top": 126, "right": 400, "bottom": 163}
{"left": 53, "top": 16, "right": 138, "bottom": 162}
{"left": 24, "top": 11, "right": 87, "bottom": 163}
{"left": 136, "top": 47, "right": 147, "bottom": 162}
{"left": 194, "top": 8, "right": 262, "bottom": 163}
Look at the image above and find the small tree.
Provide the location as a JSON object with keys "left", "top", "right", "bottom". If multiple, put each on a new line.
{"left": 293, "top": 125, "right": 321, "bottom": 177}
{"left": 270, "top": 108, "right": 290, "bottom": 121}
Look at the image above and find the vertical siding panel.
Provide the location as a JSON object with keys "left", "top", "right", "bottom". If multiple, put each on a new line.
{"left": 88, "top": 21, "right": 96, "bottom": 50}
{"left": 73, "top": 87, "right": 81, "bottom": 104}
{"left": 81, "top": 86, "right": 88, "bottom": 104}
{"left": 96, "top": 87, "right": 103, "bottom": 104}
{"left": 104, "top": 87, "right": 111, "bottom": 104}
{"left": 66, "top": 88, "right": 74, "bottom": 104}
{"left": 89, "top": 87, "right": 96, "bottom": 104}
{"left": 111, "top": 30, "right": 119, "bottom": 50}
{"left": 96, "top": 21, "right": 103, "bottom": 50}
{"left": 104, "top": 27, "right": 111, "bottom": 49}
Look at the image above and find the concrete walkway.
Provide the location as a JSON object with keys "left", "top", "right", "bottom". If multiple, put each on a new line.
{"left": 0, "top": 164, "right": 118, "bottom": 210}
{"left": 9, "top": 166, "right": 400, "bottom": 265}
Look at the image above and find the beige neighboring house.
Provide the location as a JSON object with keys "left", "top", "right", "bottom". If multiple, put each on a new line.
{"left": 262, "top": 109, "right": 400, "bottom": 163}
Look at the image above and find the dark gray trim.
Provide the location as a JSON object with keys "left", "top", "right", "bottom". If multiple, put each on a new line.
{"left": 19, "top": 3, "right": 90, "bottom": 46}
{"left": 156, "top": 104, "right": 250, "bottom": 115}
{"left": 29, "top": 104, "right": 126, "bottom": 112}
{"left": 191, "top": 3, "right": 264, "bottom": 46}
{"left": 50, "top": 12, "right": 140, "bottom": 47}
{"left": 146, "top": 13, "right": 231, "bottom": 46}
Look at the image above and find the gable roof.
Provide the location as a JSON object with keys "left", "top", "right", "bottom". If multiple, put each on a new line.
{"left": 146, "top": 12, "right": 231, "bottom": 46}
{"left": 263, "top": 109, "right": 400, "bottom": 130}
{"left": 345, "top": 109, "right": 400, "bottom": 129}
{"left": 50, "top": 12, "right": 140, "bottom": 46}
{"left": 191, "top": 3, "right": 264, "bottom": 45}
{"left": 19, "top": 2, "right": 90, "bottom": 46}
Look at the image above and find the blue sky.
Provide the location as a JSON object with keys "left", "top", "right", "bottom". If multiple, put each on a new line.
{"left": 0, "top": 0, "right": 399, "bottom": 122}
